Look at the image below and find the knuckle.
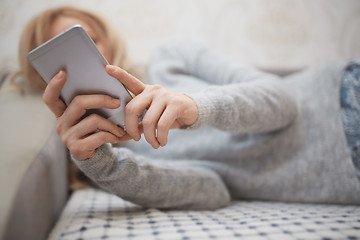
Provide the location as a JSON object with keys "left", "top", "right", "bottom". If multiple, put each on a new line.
{"left": 125, "top": 103, "right": 137, "bottom": 115}
{"left": 169, "top": 95, "right": 182, "bottom": 106}
{"left": 99, "top": 132, "right": 114, "bottom": 143}
{"left": 147, "top": 84, "right": 164, "bottom": 95}
{"left": 72, "top": 95, "right": 84, "bottom": 106}
{"left": 95, "top": 131, "right": 105, "bottom": 140}
{"left": 60, "top": 132, "right": 71, "bottom": 146}
{"left": 98, "top": 132, "right": 107, "bottom": 141}
{"left": 42, "top": 94, "right": 50, "bottom": 106}
{"left": 151, "top": 84, "right": 162, "bottom": 91}
{"left": 69, "top": 142, "right": 83, "bottom": 157}
{"left": 157, "top": 121, "right": 168, "bottom": 133}
{"left": 142, "top": 117, "right": 154, "bottom": 128}
{"left": 87, "top": 113, "right": 101, "bottom": 124}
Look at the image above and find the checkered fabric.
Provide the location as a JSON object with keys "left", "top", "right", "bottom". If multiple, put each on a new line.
{"left": 48, "top": 189, "right": 360, "bottom": 240}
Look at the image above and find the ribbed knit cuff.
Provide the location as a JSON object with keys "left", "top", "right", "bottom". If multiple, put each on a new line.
{"left": 182, "top": 93, "right": 215, "bottom": 130}
{"left": 71, "top": 144, "right": 113, "bottom": 177}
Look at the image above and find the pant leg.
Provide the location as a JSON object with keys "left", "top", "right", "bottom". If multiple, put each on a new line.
{"left": 340, "top": 59, "right": 360, "bottom": 180}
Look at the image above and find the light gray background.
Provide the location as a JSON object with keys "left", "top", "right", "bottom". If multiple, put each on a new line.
{"left": 1, "top": 0, "right": 359, "bottom": 72}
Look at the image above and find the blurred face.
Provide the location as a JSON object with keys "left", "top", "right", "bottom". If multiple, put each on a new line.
{"left": 50, "top": 15, "right": 110, "bottom": 61}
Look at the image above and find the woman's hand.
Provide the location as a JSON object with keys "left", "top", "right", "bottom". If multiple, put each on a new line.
{"left": 106, "top": 65, "right": 198, "bottom": 149}
{"left": 43, "top": 70, "right": 128, "bottom": 160}
{"left": 43, "top": 65, "right": 198, "bottom": 160}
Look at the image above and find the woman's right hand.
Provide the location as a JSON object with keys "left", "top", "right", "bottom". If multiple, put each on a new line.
{"left": 43, "top": 70, "right": 128, "bottom": 160}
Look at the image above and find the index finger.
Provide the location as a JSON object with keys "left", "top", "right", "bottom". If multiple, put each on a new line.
{"left": 106, "top": 65, "right": 145, "bottom": 95}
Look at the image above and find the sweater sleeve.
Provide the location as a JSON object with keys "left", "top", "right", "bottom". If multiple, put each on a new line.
{"left": 72, "top": 144, "right": 230, "bottom": 210}
{"left": 148, "top": 38, "right": 298, "bottom": 133}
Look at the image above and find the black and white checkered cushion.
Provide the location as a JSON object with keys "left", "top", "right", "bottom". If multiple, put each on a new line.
{"left": 49, "top": 189, "right": 360, "bottom": 240}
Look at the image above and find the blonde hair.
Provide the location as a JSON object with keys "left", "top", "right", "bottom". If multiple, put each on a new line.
{"left": 10, "top": 6, "right": 136, "bottom": 91}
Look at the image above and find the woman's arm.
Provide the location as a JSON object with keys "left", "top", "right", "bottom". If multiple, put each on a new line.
{"left": 149, "top": 38, "right": 281, "bottom": 86}
{"left": 72, "top": 144, "right": 230, "bottom": 210}
{"left": 43, "top": 70, "right": 230, "bottom": 210}
{"left": 148, "top": 38, "right": 298, "bottom": 133}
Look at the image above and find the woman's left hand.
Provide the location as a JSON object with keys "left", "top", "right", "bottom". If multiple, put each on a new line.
{"left": 106, "top": 65, "right": 198, "bottom": 149}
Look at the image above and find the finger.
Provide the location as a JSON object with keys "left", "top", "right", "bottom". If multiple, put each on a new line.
{"left": 70, "top": 131, "right": 119, "bottom": 160}
{"left": 142, "top": 102, "right": 166, "bottom": 149}
{"left": 106, "top": 65, "right": 145, "bottom": 95}
{"left": 116, "top": 133, "right": 133, "bottom": 142}
{"left": 71, "top": 114, "right": 126, "bottom": 138}
{"left": 156, "top": 106, "right": 178, "bottom": 147}
{"left": 43, "top": 70, "right": 67, "bottom": 118}
{"left": 116, "top": 124, "right": 144, "bottom": 142}
{"left": 125, "top": 93, "right": 151, "bottom": 141}
{"left": 62, "top": 95, "right": 121, "bottom": 127}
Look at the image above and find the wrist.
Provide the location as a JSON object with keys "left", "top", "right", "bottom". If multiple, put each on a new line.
{"left": 179, "top": 94, "right": 198, "bottom": 128}
{"left": 182, "top": 93, "right": 215, "bottom": 130}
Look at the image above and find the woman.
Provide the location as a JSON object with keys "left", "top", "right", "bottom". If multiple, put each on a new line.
{"left": 12, "top": 6, "right": 137, "bottom": 91}
{"left": 12, "top": 6, "right": 139, "bottom": 189}
{"left": 15, "top": 6, "right": 360, "bottom": 209}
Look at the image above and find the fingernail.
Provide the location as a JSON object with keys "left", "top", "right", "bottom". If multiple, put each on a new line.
{"left": 56, "top": 70, "right": 64, "bottom": 80}
{"left": 112, "top": 99, "right": 121, "bottom": 105}
{"left": 106, "top": 65, "right": 115, "bottom": 72}
{"left": 135, "top": 135, "right": 141, "bottom": 141}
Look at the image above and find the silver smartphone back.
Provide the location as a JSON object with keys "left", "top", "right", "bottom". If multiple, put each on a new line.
{"left": 28, "top": 24, "right": 132, "bottom": 128}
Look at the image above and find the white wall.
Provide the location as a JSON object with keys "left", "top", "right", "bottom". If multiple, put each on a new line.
{"left": 1, "top": 0, "right": 359, "bottom": 71}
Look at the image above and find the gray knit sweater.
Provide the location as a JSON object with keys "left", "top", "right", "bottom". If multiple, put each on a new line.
{"left": 73, "top": 39, "right": 360, "bottom": 210}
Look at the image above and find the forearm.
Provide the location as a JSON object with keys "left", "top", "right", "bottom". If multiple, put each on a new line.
{"left": 149, "top": 38, "right": 298, "bottom": 133}
{"left": 149, "top": 38, "right": 282, "bottom": 86}
{"left": 187, "top": 79, "right": 298, "bottom": 133}
{"left": 72, "top": 144, "right": 230, "bottom": 210}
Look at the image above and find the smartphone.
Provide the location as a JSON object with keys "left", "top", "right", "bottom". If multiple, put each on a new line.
{"left": 28, "top": 24, "right": 132, "bottom": 128}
